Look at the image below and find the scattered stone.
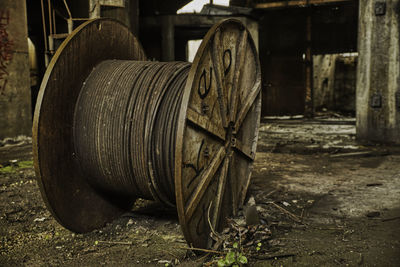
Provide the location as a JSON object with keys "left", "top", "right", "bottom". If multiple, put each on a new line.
{"left": 126, "top": 219, "right": 134, "bottom": 227}
{"left": 33, "top": 217, "right": 46, "bottom": 222}
{"left": 158, "top": 259, "right": 171, "bottom": 265}
{"left": 246, "top": 196, "right": 256, "bottom": 206}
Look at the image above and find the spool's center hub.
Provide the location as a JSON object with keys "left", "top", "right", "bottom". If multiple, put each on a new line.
{"left": 226, "top": 122, "right": 236, "bottom": 150}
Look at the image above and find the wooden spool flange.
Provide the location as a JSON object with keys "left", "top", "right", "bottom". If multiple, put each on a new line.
{"left": 33, "top": 18, "right": 261, "bottom": 249}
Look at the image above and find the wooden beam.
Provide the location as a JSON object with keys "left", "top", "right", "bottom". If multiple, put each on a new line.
{"left": 254, "top": 0, "right": 353, "bottom": 9}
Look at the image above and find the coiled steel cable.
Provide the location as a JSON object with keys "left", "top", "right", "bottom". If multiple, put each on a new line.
{"left": 73, "top": 60, "right": 190, "bottom": 205}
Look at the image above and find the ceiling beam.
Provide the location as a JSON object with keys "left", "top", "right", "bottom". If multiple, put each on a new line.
{"left": 254, "top": 0, "right": 354, "bottom": 9}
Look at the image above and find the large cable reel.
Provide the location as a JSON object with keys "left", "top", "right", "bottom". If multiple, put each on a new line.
{"left": 33, "top": 18, "right": 261, "bottom": 249}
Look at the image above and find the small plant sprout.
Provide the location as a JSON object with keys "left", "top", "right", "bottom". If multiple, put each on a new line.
{"left": 217, "top": 242, "right": 248, "bottom": 266}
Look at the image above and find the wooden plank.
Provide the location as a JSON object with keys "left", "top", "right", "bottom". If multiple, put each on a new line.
{"left": 187, "top": 108, "right": 226, "bottom": 142}
{"left": 230, "top": 30, "right": 248, "bottom": 123}
{"left": 211, "top": 30, "right": 228, "bottom": 128}
{"left": 234, "top": 80, "right": 261, "bottom": 133}
{"left": 254, "top": 0, "right": 353, "bottom": 9}
{"left": 211, "top": 155, "right": 230, "bottom": 231}
{"left": 184, "top": 146, "right": 226, "bottom": 221}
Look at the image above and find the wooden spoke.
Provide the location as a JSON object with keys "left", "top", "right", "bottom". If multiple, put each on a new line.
{"left": 185, "top": 146, "right": 226, "bottom": 221}
{"left": 187, "top": 108, "right": 226, "bottom": 142}
{"left": 211, "top": 154, "right": 231, "bottom": 230}
{"left": 233, "top": 138, "right": 254, "bottom": 161}
{"left": 211, "top": 30, "right": 228, "bottom": 128}
{"left": 229, "top": 30, "right": 248, "bottom": 123}
{"left": 234, "top": 80, "right": 261, "bottom": 133}
{"left": 234, "top": 166, "right": 252, "bottom": 216}
{"left": 230, "top": 154, "right": 238, "bottom": 216}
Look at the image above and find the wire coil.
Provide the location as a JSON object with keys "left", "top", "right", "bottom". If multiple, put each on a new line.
{"left": 73, "top": 60, "right": 191, "bottom": 206}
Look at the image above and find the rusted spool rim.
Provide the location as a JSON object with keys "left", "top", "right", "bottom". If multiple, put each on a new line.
{"left": 33, "top": 18, "right": 261, "bottom": 249}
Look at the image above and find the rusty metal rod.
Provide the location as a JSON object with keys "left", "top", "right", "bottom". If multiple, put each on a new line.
{"left": 40, "top": 0, "right": 48, "bottom": 57}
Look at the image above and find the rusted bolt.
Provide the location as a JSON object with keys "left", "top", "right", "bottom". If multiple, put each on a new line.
{"left": 231, "top": 137, "right": 236, "bottom": 147}
{"left": 203, "top": 147, "right": 210, "bottom": 157}
{"left": 201, "top": 102, "right": 209, "bottom": 114}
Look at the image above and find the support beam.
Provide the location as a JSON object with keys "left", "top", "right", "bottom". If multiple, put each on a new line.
{"left": 357, "top": 0, "right": 400, "bottom": 143}
{"left": 254, "top": 0, "right": 353, "bottom": 9}
{"left": 304, "top": 9, "right": 314, "bottom": 117}
{"left": 161, "top": 16, "right": 175, "bottom": 61}
{"left": 143, "top": 15, "right": 259, "bottom": 52}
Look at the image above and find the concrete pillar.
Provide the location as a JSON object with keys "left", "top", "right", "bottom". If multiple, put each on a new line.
{"left": 89, "top": 0, "right": 101, "bottom": 19}
{"left": 304, "top": 11, "right": 314, "bottom": 118}
{"left": 161, "top": 16, "right": 175, "bottom": 62}
{"left": 357, "top": 0, "right": 400, "bottom": 143}
{"left": 0, "top": 0, "right": 31, "bottom": 139}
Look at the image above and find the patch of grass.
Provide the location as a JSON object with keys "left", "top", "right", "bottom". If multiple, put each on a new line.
{"left": 0, "top": 165, "right": 15, "bottom": 174}
{"left": 17, "top": 161, "right": 33, "bottom": 169}
{"left": 0, "top": 160, "right": 33, "bottom": 174}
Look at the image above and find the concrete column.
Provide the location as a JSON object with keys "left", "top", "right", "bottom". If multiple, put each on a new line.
{"left": 89, "top": 0, "right": 101, "bottom": 19}
{"left": 0, "top": 0, "right": 31, "bottom": 139}
{"left": 304, "top": 11, "right": 314, "bottom": 118}
{"left": 357, "top": 0, "right": 400, "bottom": 143}
{"left": 161, "top": 16, "right": 175, "bottom": 62}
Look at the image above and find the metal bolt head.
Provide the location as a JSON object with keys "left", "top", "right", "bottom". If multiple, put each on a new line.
{"left": 201, "top": 102, "right": 209, "bottom": 114}
{"left": 375, "top": 2, "right": 386, "bottom": 16}
{"left": 203, "top": 147, "right": 210, "bottom": 157}
{"left": 230, "top": 137, "right": 236, "bottom": 147}
{"left": 371, "top": 93, "right": 382, "bottom": 108}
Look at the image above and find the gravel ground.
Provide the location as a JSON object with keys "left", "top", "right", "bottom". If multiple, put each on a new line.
{"left": 1, "top": 119, "right": 399, "bottom": 266}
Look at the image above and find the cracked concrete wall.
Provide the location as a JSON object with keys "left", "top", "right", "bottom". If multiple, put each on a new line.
{"left": 0, "top": 0, "right": 31, "bottom": 139}
{"left": 357, "top": 0, "right": 400, "bottom": 143}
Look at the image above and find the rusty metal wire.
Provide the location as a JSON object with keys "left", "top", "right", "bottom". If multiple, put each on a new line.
{"left": 73, "top": 60, "right": 190, "bottom": 206}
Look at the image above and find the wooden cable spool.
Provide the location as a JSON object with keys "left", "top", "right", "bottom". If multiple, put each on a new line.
{"left": 33, "top": 18, "right": 261, "bottom": 249}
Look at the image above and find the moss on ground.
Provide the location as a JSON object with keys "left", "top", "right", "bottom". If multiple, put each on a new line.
{"left": 0, "top": 160, "right": 33, "bottom": 173}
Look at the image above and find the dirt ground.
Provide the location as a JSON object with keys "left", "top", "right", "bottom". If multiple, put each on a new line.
{"left": 1, "top": 117, "right": 400, "bottom": 266}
